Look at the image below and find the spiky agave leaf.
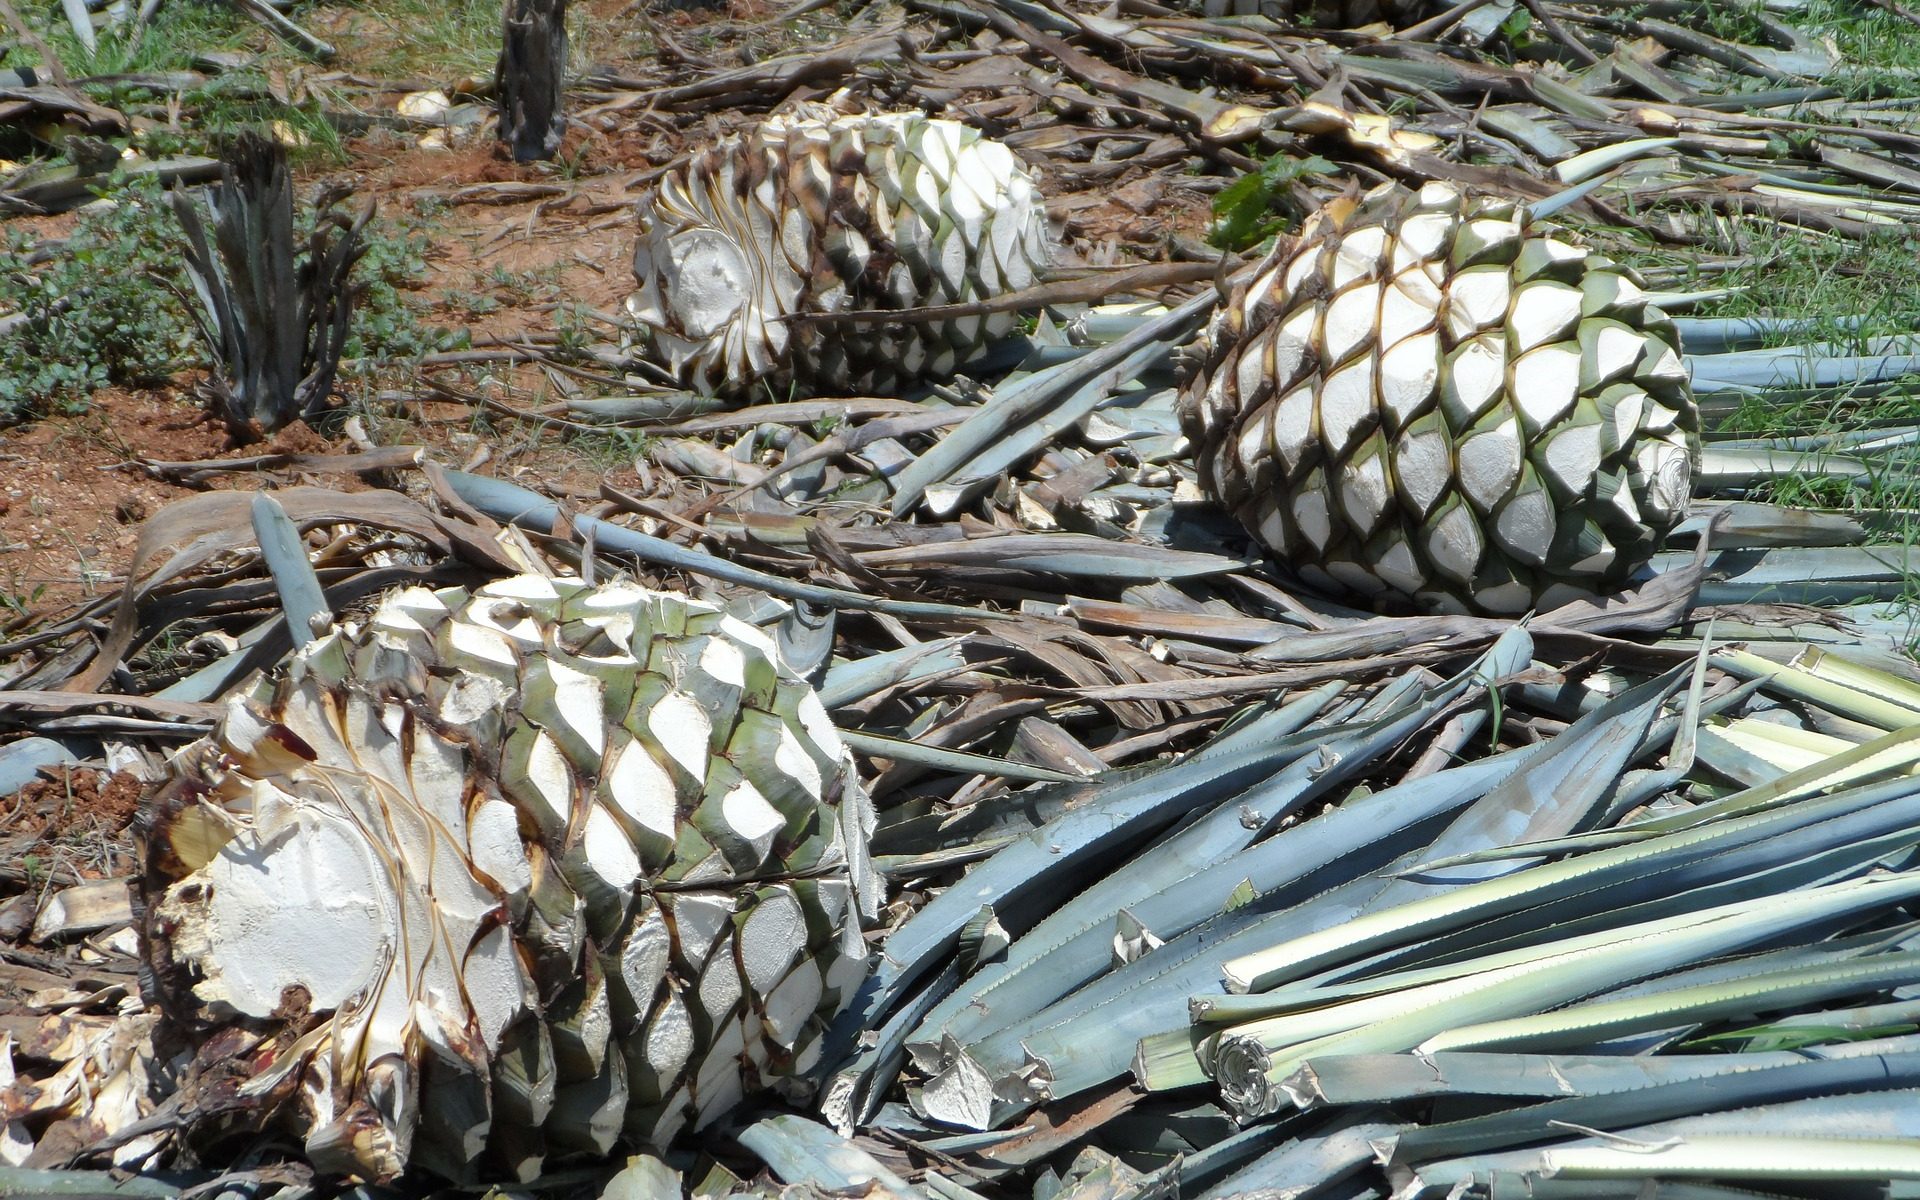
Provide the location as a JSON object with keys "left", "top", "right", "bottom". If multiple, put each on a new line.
{"left": 170, "top": 131, "right": 369, "bottom": 439}
{"left": 1177, "top": 0, "right": 1425, "bottom": 25}
{"left": 1181, "top": 180, "right": 1700, "bottom": 615}
{"left": 140, "top": 576, "right": 877, "bottom": 1183}
{"left": 626, "top": 107, "right": 1052, "bottom": 398}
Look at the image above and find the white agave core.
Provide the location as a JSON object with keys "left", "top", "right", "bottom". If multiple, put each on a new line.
{"left": 152, "top": 575, "right": 876, "bottom": 1179}
{"left": 628, "top": 108, "right": 1052, "bottom": 396}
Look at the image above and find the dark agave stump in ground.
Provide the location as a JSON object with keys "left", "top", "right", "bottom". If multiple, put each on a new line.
{"left": 497, "top": 0, "right": 568, "bottom": 163}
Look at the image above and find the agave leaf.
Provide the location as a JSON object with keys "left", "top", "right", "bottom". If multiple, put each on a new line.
{"left": 444, "top": 470, "right": 1008, "bottom": 623}
{"left": 903, "top": 637, "right": 1529, "bottom": 1127}
{"left": 1714, "top": 648, "right": 1920, "bottom": 731}
{"left": 1218, "top": 765, "right": 1916, "bottom": 994}
{"left": 854, "top": 533, "right": 1254, "bottom": 580}
{"left": 935, "top": 730, "right": 1518, "bottom": 1121}
{"left": 839, "top": 729, "right": 1078, "bottom": 785}
{"left": 889, "top": 294, "right": 1213, "bottom": 517}
{"left": 817, "top": 638, "right": 973, "bottom": 709}
{"left": 1198, "top": 1113, "right": 1400, "bottom": 1200}
{"left": 739, "top": 1114, "right": 928, "bottom": 1199}
{"left": 1284, "top": 1037, "right": 1920, "bottom": 1108}
{"left": 814, "top": 681, "right": 1357, "bottom": 1123}
{"left": 249, "top": 494, "right": 331, "bottom": 648}
{"left": 1426, "top": 951, "right": 1920, "bottom": 1054}
{"left": 1407, "top": 1097, "right": 1920, "bottom": 1193}
{"left": 1794, "top": 647, "right": 1920, "bottom": 712}
{"left": 0, "top": 737, "right": 78, "bottom": 794}
{"left": 966, "top": 719, "right": 1629, "bottom": 1118}
{"left": 1211, "top": 874, "right": 1920, "bottom": 1118}
{"left": 819, "top": 686, "right": 1346, "bottom": 996}
{"left": 1553, "top": 137, "right": 1681, "bottom": 183}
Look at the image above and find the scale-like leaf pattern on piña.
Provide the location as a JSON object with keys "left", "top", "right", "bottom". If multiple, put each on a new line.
{"left": 1182, "top": 180, "right": 1699, "bottom": 615}
{"left": 140, "top": 576, "right": 877, "bottom": 1183}
{"left": 627, "top": 108, "right": 1052, "bottom": 398}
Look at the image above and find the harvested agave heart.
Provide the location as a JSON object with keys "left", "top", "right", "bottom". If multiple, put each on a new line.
{"left": 626, "top": 107, "right": 1053, "bottom": 398}
{"left": 140, "top": 576, "right": 877, "bottom": 1183}
{"left": 1181, "top": 180, "right": 1700, "bottom": 615}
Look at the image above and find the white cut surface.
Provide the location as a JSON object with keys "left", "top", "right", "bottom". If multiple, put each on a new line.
{"left": 1337, "top": 446, "right": 1392, "bottom": 536}
{"left": 446, "top": 621, "right": 519, "bottom": 677}
{"left": 1495, "top": 487, "right": 1556, "bottom": 566}
{"left": 698, "top": 637, "right": 747, "bottom": 688}
{"left": 795, "top": 690, "right": 844, "bottom": 761}
{"left": 1379, "top": 274, "right": 1439, "bottom": 348}
{"left": 1583, "top": 319, "right": 1645, "bottom": 386}
{"left": 1271, "top": 306, "right": 1316, "bottom": 389}
{"left": 1372, "top": 536, "right": 1425, "bottom": 594}
{"left": 1426, "top": 502, "right": 1484, "bottom": 584}
{"left": 666, "top": 893, "right": 734, "bottom": 971}
{"left": 739, "top": 889, "right": 806, "bottom": 996}
{"left": 1442, "top": 335, "right": 1505, "bottom": 424}
{"left": 463, "top": 921, "right": 526, "bottom": 1053}
{"left": 1392, "top": 423, "right": 1450, "bottom": 516}
{"left": 583, "top": 802, "right": 643, "bottom": 892}
{"left": 439, "top": 673, "right": 513, "bottom": 727}
{"left": 1457, "top": 419, "right": 1524, "bottom": 513}
{"left": 539, "top": 659, "right": 608, "bottom": 761}
{"left": 773, "top": 723, "right": 825, "bottom": 802}
{"left": 1444, "top": 267, "right": 1510, "bottom": 339}
{"left": 1382, "top": 330, "right": 1443, "bottom": 428}
{"left": 1541, "top": 422, "right": 1603, "bottom": 499}
{"left": 1322, "top": 282, "right": 1380, "bottom": 364}
{"left": 1511, "top": 344, "right": 1580, "bottom": 434}
{"left": 1270, "top": 385, "right": 1317, "bottom": 476}
{"left": 721, "top": 779, "right": 785, "bottom": 861}
{"left": 1394, "top": 212, "right": 1451, "bottom": 268}
{"left": 641, "top": 991, "right": 695, "bottom": 1085}
{"left": 696, "top": 949, "right": 745, "bottom": 1025}
{"left": 522, "top": 731, "right": 576, "bottom": 834}
{"left": 1332, "top": 225, "right": 1387, "bottom": 286}
{"left": 1508, "top": 282, "right": 1582, "bottom": 353}
{"left": 1316, "top": 357, "right": 1376, "bottom": 459}
{"left": 617, "top": 907, "right": 672, "bottom": 1014}
{"left": 649, "top": 690, "right": 713, "bottom": 783}
{"left": 663, "top": 229, "right": 752, "bottom": 339}
{"left": 179, "top": 807, "right": 391, "bottom": 1017}
{"left": 763, "top": 960, "right": 825, "bottom": 1049}
{"left": 1291, "top": 487, "right": 1333, "bottom": 552}
{"left": 467, "top": 797, "right": 532, "bottom": 896}
{"left": 604, "top": 738, "right": 679, "bottom": 845}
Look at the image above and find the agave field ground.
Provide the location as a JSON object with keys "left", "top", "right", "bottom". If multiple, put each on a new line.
{"left": 12, "top": 1, "right": 1920, "bottom": 1199}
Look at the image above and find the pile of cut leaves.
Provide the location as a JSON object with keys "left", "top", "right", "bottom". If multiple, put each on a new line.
{"left": 9, "top": 0, "right": 1920, "bottom": 1197}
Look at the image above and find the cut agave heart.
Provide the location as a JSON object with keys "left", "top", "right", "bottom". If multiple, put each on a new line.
{"left": 140, "top": 575, "right": 878, "bottom": 1183}
{"left": 627, "top": 107, "right": 1053, "bottom": 398}
{"left": 1181, "top": 180, "right": 1699, "bottom": 614}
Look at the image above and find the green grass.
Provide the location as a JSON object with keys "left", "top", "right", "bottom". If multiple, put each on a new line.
{"left": 1789, "top": 0, "right": 1920, "bottom": 99}
{"left": 0, "top": 1, "right": 348, "bottom": 168}
{"left": 0, "top": 179, "right": 200, "bottom": 423}
{"left": 336, "top": 0, "right": 505, "bottom": 82}
{"left": 0, "top": 174, "right": 458, "bottom": 425}
{"left": 38, "top": 0, "right": 255, "bottom": 79}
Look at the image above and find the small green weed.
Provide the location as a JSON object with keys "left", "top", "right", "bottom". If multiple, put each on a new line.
{"left": 337, "top": 202, "right": 466, "bottom": 369}
{"left": 1208, "top": 151, "right": 1336, "bottom": 252}
{"left": 0, "top": 175, "right": 461, "bottom": 425}
{"left": 0, "top": 179, "right": 199, "bottom": 423}
{"left": 568, "top": 425, "right": 653, "bottom": 471}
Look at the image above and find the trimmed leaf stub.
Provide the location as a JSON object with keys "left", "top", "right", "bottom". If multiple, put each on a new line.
{"left": 627, "top": 107, "right": 1053, "bottom": 398}
{"left": 1181, "top": 179, "right": 1700, "bottom": 615}
{"left": 140, "top": 576, "right": 878, "bottom": 1183}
